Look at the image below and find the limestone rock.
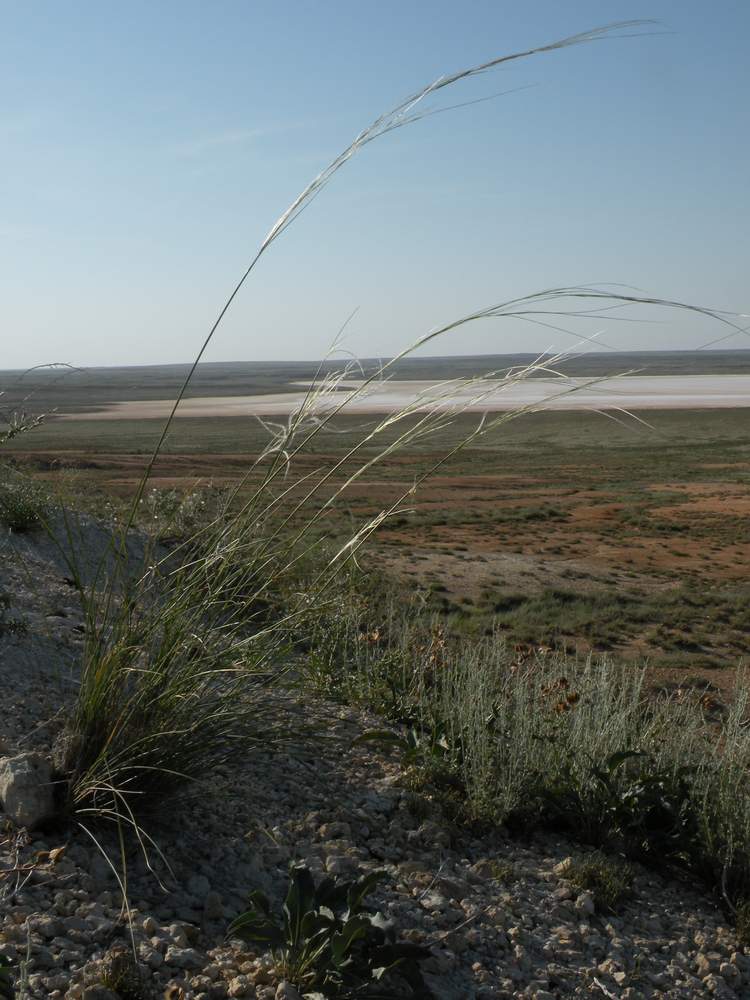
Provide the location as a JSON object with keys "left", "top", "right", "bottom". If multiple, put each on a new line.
{"left": 275, "top": 983, "right": 302, "bottom": 1000}
{"left": 0, "top": 752, "right": 56, "bottom": 828}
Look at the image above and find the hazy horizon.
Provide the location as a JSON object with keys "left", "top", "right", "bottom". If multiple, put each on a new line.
{"left": 2, "top": 346, "right": 750, "bottom": 379}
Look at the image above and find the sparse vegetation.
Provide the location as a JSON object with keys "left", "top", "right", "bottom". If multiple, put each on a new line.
{"left": 561, "top": 852, "right": 634, "bottom": 912}
{"left": 0, "top": 593, "right": 27, "bottom": 637}
{"left": 299, "top": 571, "right": 750, "bottom": 910}
{"left": 0, "top": 471, "right": 49, "bottom": 532}
{"left": 91, "top": 946, "right": 148, "bottom": 1000}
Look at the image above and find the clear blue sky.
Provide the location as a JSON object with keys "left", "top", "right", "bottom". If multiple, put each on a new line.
{"left": 2, "top": 2, "right": 748, "bottom": 368}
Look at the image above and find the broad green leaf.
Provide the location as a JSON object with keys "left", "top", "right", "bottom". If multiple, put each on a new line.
{"left": 346, "top": 869, "right": 383, "bottom": 914}
{"left": 300, "top": 910, "right": 331, "bottom": 938}
{"left": 331, "top": 915, "right": 370, "bottom": 965}
{"left": 284, "top": 864, "right": 317, "bottom": 943}
{"left": 246, "top": 889, "right": 271, "bottom": 916}
{"left": 227, "top": 910, "right": 283, "bottom": 948}
{"left": 316, "top": 875, "right": 350, "bottom": 910}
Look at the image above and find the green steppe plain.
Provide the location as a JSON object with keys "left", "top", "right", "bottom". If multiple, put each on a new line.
{"left": 2, "top": 353, "right": 749, "bottom": 679}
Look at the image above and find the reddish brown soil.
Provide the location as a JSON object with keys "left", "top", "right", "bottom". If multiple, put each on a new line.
{"left": 10, "top": 447, "right": 750, "bottom": 687}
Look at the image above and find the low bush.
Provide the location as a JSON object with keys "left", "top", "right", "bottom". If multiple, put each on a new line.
{"left": 140, "top": 484, "right": 227, "bottom": 541}
{"left": 538, "top": 749, "right": 696, "bottom": 862}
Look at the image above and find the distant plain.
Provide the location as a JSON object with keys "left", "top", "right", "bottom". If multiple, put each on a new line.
{"left": 2, "top": 350, "right": 748, "bottom": 682}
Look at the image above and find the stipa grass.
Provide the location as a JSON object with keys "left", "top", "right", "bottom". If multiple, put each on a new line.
{"left": 43, "top": 22, "right": 750, "bottom": 935}
{"left": 57, "top": 22, "right": 692, "bottom": 834}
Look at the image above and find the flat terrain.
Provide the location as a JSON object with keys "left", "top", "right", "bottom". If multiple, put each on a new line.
{"left": 2, "top": 352, "right": 749, "bottom": 680}
{"left": 54, "top": 374, "right": 750, "bottom": 419}
{"left": 2, "top": 348, "right": 750, "bottom": 411}
{"left": 4, "top": 398, "right": 749, "bottom": 681}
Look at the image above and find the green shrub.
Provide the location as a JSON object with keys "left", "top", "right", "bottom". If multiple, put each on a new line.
{"left": 141, "top": 484, "right": 226, "bottom": 541}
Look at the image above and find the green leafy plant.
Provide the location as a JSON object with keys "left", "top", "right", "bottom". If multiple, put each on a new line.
{"left": 540, "top": 750, "right": 696, "bottom": 861}
{"left": 595, "top": 751, "right": 696, "bottom": 860}
{"left": 228, "top": 864, "right": 432, "bottom": 998}
{"left": 353, "top": 723, "right": 455, "bottom": 766}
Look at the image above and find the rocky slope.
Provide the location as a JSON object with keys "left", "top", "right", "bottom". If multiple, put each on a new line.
{"left": 0, "top": 523, "right": 748, "bottom": 1000}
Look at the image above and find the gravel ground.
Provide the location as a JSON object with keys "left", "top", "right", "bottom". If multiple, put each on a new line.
{"left": 1, "top": 523, "right": 748, "bottom": 1000}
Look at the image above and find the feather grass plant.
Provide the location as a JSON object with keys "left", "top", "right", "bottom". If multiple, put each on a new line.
{"left": 53, "top": 19, "right": 750, "bottom": 906}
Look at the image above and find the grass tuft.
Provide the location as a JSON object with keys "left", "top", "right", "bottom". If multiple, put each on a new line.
{"left": 563, "top": 852, "right": 634, "bottom": 911}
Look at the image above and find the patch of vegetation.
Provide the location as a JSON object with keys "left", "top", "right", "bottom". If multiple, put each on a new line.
{"left": 486, "top": 860, "right": 514, "bottom": 882}
{"left": 228, "top": 864, "right": 431, "bottom": 998}
{"left": 299, "top": 569, "right": 750, "bottom": 916}
{"left": 480, "top": 586, "right": 640, "bottom": 649}
{"left": 0, "top": 472, "right": 49, "bottom": 531}
{"left": 467, "top": 579, "right": 750, "bottom": 665}
{"left": 562, "top": 852, "right": 634, "bottom": 911}
{"left": 538, "top": 749, "right": 696, "bottom": 862}
{"left": 0, "top": 594, "right": 28, "bottom": 637}
{"left": 86, "top": 946, "right": 149, "bottom": 1000}
{"left": 140, "top": 485, "right": 227, "bottom": 541}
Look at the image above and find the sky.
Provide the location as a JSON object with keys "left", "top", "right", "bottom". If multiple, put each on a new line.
{"left": 1, "top": 1, "right": 749, "bottom": 368}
